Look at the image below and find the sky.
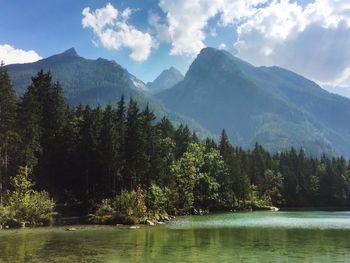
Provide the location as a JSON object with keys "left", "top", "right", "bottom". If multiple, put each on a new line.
{"left": 1, "top": 0, "right": 350, "bottom": 95}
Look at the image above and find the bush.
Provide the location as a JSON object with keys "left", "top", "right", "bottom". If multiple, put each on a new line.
{"left": 88, "top": 199, "right": 115, "bottom": 224}
{"left": 245, "top": 185, "right": 270, "bottom": 209}
{"left": 90, "top": 188, "right": 148, "bottom": 225}
{"left": 0, "top": 205, "right": 10, "bottom": 226}
{"left": 114, "top": 188, "right": 147, "bottom": 224}
{"left": 2, "top": 166, "right": 55, "bottom": 227}
{"left": 146, "top": 184, "right": 168, "bottom": 217}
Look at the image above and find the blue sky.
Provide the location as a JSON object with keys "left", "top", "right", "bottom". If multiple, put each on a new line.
{"left": 1, "top": 0, "right": 350, "bottom": 95}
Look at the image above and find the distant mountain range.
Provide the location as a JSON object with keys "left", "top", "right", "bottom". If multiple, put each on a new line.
{"left": 7, "top": 48, "right": 212, "bottom": 138}
{"left": 156, "top": 47, "right": 350, "bottom": 157}
{"left": 7, "top": 47, "right": 350, "bottom": 157}
{"left": 147, "top": 67, "right": 184, "bottom": 94}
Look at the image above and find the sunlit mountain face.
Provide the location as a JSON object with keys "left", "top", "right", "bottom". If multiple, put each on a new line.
{"left": 156, "top": 47, "right": 350, "bottom": 157}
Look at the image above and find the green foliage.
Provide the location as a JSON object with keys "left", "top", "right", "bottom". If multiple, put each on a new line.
{"left": 0, "top": 205, "right": 9, "bottom": 225}
{"left": 88, "top": 199, "right": 115, "bottom": 224}
{"left": 4, "top": 67, "right": 350, "bottom": 225}
{"left": 0, "top": 62, "right": 19, "bottom": 202}
{"left": 246, "top": 185, "right": 270, "bottom": 209}
{"left": 147, "top": 184, "right": 168, "bottom": 216}
{"left": 262, "top": 169, "right": 285, "bottom": 206}
{"left": 1, "top": 167, "right": 55, "bottom": 227}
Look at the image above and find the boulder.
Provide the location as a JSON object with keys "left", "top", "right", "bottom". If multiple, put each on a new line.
{"left": 270, "top": 206, "right": 280, "bottom": 212}
{"left": 146, "top": 220, "right": 155, "bottom": 226}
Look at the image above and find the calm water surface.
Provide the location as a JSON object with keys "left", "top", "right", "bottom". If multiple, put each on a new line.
{"left": 1, "top": 211, "right": 350, "bottom": 262}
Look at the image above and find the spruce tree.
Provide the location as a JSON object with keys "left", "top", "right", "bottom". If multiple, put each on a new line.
{"left": 116, "top": 96, "right": 126, "bottom": 192}
{"left": 99, "top": 105, "right": 119, "bottom": 196}
{"left": 0, "top": 62, "right": 18, "bottom": 203}
{"left": 125, "top": 99, "right": 142, "bottom": 190}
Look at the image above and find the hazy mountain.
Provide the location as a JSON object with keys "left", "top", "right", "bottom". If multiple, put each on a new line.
{"left": 147, "top": 67, "right": 184, "bottom": 94}
{"left": 156, "top": 47, "right": 350, "bottom": 157}
{"left": 7, "top": 48, "right": 211, "bottom": 138}
{"left": 322, "top": 84, "right": 350, "bottom": 99}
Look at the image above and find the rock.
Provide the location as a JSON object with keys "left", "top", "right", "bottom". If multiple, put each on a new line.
{"left": 146, "top": 220, "right": 155, "bottom": 226}
{"left": 163, "top": 215, "right": 170, "bottom": 221}
{"left": 158, "top": 221, "right": 165, "bottom": 225}
{"left": 270, "top": 206, "right": 280, "bottom": 212}
{"left": 66, "top": 227, "right": 77, "bottom": 231}
{"left": 128, "top": 225, "right": 140, "bottom": 229}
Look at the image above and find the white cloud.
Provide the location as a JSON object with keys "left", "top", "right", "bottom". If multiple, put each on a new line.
{"left": 157, "top": 0, "right": 222, "bottom": 57}
{"left": 0, "top": 44, "right": 42, "bottom": 65}
{"left": 150, "top": 0, "right": 350, "bottom": 86}
{"left": 218, "top": 43, "right": 227, "bottom": 50}
{"left": 154, "top": 0, "right": 267, "bottom": 57}
{"left": 235, "top": 0, "right": 350, "bottom": 85}
{"left": 148, "top": 11, "right": 171, "bottom": 44}
{"left": 82, "top": 3, "right": 155, "bottom": 62}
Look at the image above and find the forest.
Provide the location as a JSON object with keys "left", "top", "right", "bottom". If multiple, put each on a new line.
{"left": 1, "top": 63, "right": 350, "bottom": 226}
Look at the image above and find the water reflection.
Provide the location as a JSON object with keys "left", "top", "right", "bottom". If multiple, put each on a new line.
{"left": 0, "top": 212, "right": 350, "bottom": 263}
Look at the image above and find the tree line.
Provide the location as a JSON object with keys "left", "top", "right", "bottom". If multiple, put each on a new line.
{"left": 1, "top": 64, "right": 350, "bottom": 224}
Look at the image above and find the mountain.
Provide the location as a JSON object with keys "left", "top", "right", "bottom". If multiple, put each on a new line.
{"left": 156, "top": 47, "right": 350, "bottom": 157}
{"left": 322, "top": 84, "right": 350, "bottom": 99}
{"left": 7, "top": 48, "right": 211, "bottom": 138}
{"left": 7, "top": 48, "right": 150, "bottom": 105}
{"left": 147, "top": 67, "right": 184, "bottom": 94}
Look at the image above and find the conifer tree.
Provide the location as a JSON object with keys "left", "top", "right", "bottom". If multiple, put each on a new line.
{"left": 0, "top": 62, "right": 18, "bottom": 203}
{"left": 125, "top": 99, "right": 142, "bottom": 190}
{"left": 99, "top": 105, "right": 119, "bottom": 196}
{"left": 116, "top": 96, "right": 126, "bottom": 191}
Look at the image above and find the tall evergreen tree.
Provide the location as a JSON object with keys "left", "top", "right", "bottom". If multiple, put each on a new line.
{"left": 0, "top": 62, "right": 18, "bottom": 203}
{"left": 116, "top": 96, "right": 126, "bottom": 192}
{"left": 125, "top": 99, "right": 142, "bottom": 190}
{"left": 99, "top": 105, "right": 119, "bottom": 196}
{"left": 141, "top": 105, "right": 156, "bottom": 188}
{"left": 174, "top": 124, "right": 191, "bottom": 158}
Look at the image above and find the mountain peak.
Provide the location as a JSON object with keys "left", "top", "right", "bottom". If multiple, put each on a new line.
{"left": 200, "top": 46, "right": 219, "bottom": 53}
{"left": 60, "top": 48, "right": 78, "bottom": 57}
{"left": 147, "top": 66, "right": 184, "bottom": 94}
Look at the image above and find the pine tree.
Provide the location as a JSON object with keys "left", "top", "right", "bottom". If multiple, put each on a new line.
{"left": 116, "top": 96, "right": 126, "bottom": 192}
{"left": 174, "top": 124, "right": 191, "bottom": 158}
{"left": 156, "top": 117, "right": 175, "bottom": 139}
{"left": 125, "top": 99, "right": 142, "bottom": 190}
{"left": 99, "top": 105, "right": 119, "bottom": 196}
{"left": 219, "top": 129, "right": 231, "bottom": 161}
{"left": 141, "top": 104, "right": 156, "bottom": 188}
{"left": 0, "top": 62, "right": 19, "bottom": 203}
{"left": 19, "top": 71, "right": 67, "bottom": 193}
{"left": 18, "top": 73, "right": 42, "bottom": 169}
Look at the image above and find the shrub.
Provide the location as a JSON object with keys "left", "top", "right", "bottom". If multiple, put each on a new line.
{"left": 90, "top": 188, "right": 148, "bottom": 225}
{"left": 88, "top": 199, "right": 115, "bottom": 224}
{"left": 2, "top": 166, "right": 55, "bottom": 227}
{"left": 146, "top": 184, "right": 167, "bottom": 217}
{"left": 0, "top": 205, "right": 10, "bottom": 226}
{"left": 114, "top": 188, "right": 147, "bottom": 224}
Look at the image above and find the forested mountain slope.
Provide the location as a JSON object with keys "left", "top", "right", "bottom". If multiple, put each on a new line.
{"left": 156, "top": 47, "right": 350, "bottom": 157}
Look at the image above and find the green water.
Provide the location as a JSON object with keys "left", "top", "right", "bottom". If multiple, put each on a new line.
{"left": 1, "top": 211, "right": 350, "bottom": 262}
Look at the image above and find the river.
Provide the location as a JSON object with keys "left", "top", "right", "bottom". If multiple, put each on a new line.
{"left": 1, "top": 211, "right": 350, "bottom": 262}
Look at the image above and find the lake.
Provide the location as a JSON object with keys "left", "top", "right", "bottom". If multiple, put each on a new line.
{"left": 1, "top": 211, "right": 350, "bottom": 262}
